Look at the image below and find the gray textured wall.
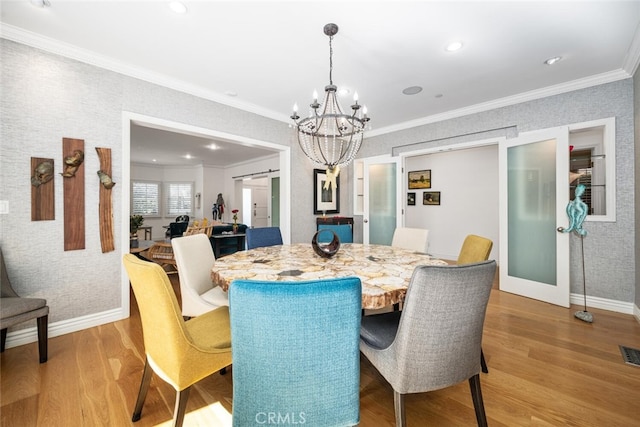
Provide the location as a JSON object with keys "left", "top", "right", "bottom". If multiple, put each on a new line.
{"left": 634, "top": 66, "right": 640, "bottom": 311}
{"left": 0, "top": 39, "right": 303, "bottom": 329}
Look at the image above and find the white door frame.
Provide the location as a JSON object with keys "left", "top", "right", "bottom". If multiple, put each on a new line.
{"left": 122, "top": 111, "right": 291, "bottom": 317}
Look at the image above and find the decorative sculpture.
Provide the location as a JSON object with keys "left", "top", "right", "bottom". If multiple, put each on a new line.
{"left": 97, "top": 170, "right": 116, "bottom": 189}
{"left": 213, "top": 193, "right": 225, "bottom": 220}
{"left": 558, "top": 183, "right": 592, "bottom": 323}
{"left": 60, "top": 149, "right": 84, "bottom": 178}
{"left": 561, "top": 184, "right": 588, "bottom": 236}
{"left": 31, "top": 160, "right": 54, "bottom": 187}
{"left": 311, "top": 229, "right": 340, "bottom": 258}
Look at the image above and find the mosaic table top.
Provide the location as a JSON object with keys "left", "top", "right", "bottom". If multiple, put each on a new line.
{"left": 211, "top": 243, "right": 448, "bottom": 310}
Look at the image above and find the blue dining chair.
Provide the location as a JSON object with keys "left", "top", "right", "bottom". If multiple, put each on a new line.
{"left": 245, "top": 226, "right": 283, "bottom": 249}
{"left": 318, "top": 223, "right": 353, "bottom": 243}
{"left": 229, "top": 277, "right": 362, "bottom": 427}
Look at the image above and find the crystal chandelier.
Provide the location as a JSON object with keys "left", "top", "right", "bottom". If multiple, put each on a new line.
{"left": 291, "top": 23, "right": 370, "bottom": 177}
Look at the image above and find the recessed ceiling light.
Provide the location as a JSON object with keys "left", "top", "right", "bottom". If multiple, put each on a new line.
{"left": 544, "top": 56, "right": 562, "bottom": 65}
{"left": 445, "top": 41, "right": 463, "bottom": 52}
{"left": 224, "top": 91, "right": 238, "bottom": 97}
{"left": 169, "top": 1, "right": 187, "bottom": 14}
{"left": 207, "top": 143, "right": 220, "bottom": 150}
{"left": 402, "top": 86, "right": 423, "bottom": 95}
{"left": 184, "top": 154, "right": 192, "bottom": 159}
{"left": 338, "top": 88, "right": 351, "bottom": 96}
{"left": 435, "top": 94, "right": 443, "bottom": 98}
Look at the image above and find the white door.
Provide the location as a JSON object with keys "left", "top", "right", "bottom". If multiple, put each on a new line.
{"left": 499, "top": 127, "right": 571, "bottom": 307}
{"left": 363, "top": 155, "right": 402, "bottom": 245}
{"left": 252, "top": 187, "right": 268, "bottom": 228}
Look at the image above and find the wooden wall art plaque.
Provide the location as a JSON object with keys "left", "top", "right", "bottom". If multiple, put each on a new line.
{"left": 62, "top": 138, "right": 85, "bottom": 251}
{"left": 30, "top": 157, "right": 55, "bottom": 221}
{"left": 96, "top": 147, "right": 115, "bottom": 253}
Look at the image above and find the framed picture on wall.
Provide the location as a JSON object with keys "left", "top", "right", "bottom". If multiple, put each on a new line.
{"left": 313, "top": 169, "right": 340, "bottom": 214}
{"left": 407, "top": 192, "right": 416, "bottom": 206}
{"left": 408, "top": 170, "right": 431, "bottom": 189}
{"left": 423, "top": 191, "right": 440, "bottom": 205}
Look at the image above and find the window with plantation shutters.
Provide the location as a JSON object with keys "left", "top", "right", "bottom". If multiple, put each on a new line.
{"left": 165, "top": 182, "right": 193, "bottom": 216}
{"left": 131, "top": 181, "right": 160, "bottom": 216}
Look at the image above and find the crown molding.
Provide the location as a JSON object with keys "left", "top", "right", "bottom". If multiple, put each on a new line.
{"left": 622, "top": 21, "right": 640, "bottom": 76}
{"left": 367, "top": 68, "right": 631, "bottom": 138}
{"left": 2, "top": 23, "right": 635, "bottom": 140}
{"left": 0, "top": 24, "right": 291, "bottom": 124}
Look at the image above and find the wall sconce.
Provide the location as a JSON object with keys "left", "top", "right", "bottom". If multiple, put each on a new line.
{"left": 195, "top": 193, "right": 201, "bottom": 210}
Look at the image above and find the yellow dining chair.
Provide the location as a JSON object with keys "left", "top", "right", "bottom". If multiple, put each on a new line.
{"left": 457, "top": 234, "right": 493, "bottom": 266}
{"left": 122, "top": 254, "right": 232, "bottom": 427}
{"left": 457, "top": 234, "right": 494, "bottom": 373}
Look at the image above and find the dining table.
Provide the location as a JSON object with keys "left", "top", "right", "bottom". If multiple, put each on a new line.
{"left": 210, "top": 243, "right": 449, "bottom": 310}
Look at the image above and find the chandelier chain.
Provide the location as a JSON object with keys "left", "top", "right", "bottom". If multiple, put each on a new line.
{"left": 328, "top": 34, "right": 333, "bottom": 86}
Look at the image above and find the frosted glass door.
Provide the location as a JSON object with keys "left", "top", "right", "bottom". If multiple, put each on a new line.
{"left": 499, "top": 127, "right": 570, "bottom": 307}
{"left": 363, "top": 156, "right": 401, "bottom": 245}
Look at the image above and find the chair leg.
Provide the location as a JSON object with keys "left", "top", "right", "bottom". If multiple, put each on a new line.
{"left": 132, "top": 358, "right": 153, "bottom": 422}
{"left": 1, "top": 328, "right": 6, "bottom": 352}
{"left": 37, "top": 314, "right": 48, "bottom": 363}
{"left": 480, "top": 348, "right": 488, "bottom": 373}
{"left": 393, "top": 390, "right": 406, "bottom": 427}
{"left": 469, "top": 374, "right": 488, "bottom": 427}
{"left": 172, "top": 386, "right": 191, "bottom": 427}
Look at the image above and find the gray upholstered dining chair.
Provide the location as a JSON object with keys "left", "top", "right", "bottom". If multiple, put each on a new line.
{"left": 245, "top": 226, "right": 283, "bottom": 249}
{"left": 457, "top": 234, "right": 494, "bottom": 373}
{"left": 360, "top": 260, "right": 496, "bottom": 426}
{"left": 0, "top": 248, "right": 49, "bottom": 363}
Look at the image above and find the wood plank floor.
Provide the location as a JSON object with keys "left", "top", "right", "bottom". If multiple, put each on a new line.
{"left": 2, "top": 272, "right": 640, "bottom": 426}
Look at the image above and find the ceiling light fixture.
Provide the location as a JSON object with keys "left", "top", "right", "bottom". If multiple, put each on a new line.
{"left": 402, "top": 86, "right": 423, "bottom": 95}
{"left": 169, "top": 1, "right": 187, "bottom": 14}
{"left": 291, "top": 23, "right": 369, "bottom": 178}
{"left": 445, "top": 41, "right": 463, "bottom": 52}
{"left": 545, "top": 56, "right": 562, "bottom": 65}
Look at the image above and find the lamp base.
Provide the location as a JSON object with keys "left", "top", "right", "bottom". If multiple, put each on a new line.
{"left": 574, "top": 310, "right": 593, "bottom": 323}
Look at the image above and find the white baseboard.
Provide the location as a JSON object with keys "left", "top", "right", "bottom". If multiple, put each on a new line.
{"left": 634, "top": 304, "right": 640, "bottom": 324}
{"left": 570, "top": 293, "right": 635, "bottom": 315}
{"left": 3, "top": 307, "right": 127, "bottom": 350}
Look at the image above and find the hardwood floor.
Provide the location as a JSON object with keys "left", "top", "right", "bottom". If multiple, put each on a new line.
{"left": 2, "top": 273, "right": 639, "bottom": 426}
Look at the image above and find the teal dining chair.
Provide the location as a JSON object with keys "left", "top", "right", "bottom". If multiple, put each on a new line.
{"left": 318, "top": 223, "right": 353, "bottom": 243}
{"left": 245, "top": 226, "right": 283, "bottom": 249}
{"left": 229, "top": 277, "right": 362, "bottom": 427}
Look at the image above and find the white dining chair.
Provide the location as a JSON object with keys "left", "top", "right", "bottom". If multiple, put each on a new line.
{"left": 391, "top": 227, "right": 429, "bottom": 253}
{"left": 171, "top": 234, "right": 229, "bottom": 319}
